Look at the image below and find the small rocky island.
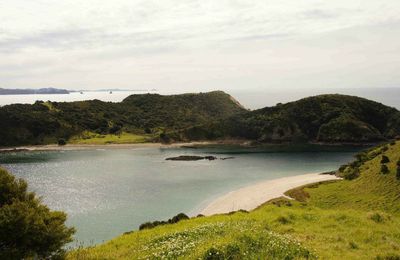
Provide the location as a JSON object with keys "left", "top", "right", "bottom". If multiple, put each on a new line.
{"left": 166, "top": 155, "right": 217, "bottom": 161}
{"left": 165, "top": 155, "right": 235, "bottom": 161}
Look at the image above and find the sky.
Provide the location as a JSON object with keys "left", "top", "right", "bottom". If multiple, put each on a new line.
{"left": 1, "top": 0, "right": 400, "bottom": 93}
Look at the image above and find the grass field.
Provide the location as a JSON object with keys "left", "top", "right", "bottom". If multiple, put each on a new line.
{"left": 69, "top": 131, "right": 153, "bottom": 145}
{"left": 68, "top": 141, "right": 400, "bottom": 259}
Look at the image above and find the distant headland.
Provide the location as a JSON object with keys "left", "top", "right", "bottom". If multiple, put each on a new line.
{"left": 0, "top": 87, "right": 69, "bottom": 95}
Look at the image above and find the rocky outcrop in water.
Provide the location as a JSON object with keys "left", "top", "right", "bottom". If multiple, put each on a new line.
{"left": 166, "top": 155, "right": 217, "bottom": 161}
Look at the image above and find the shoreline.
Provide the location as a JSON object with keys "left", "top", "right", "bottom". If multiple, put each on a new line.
{"left": 200, "top": 173, "right": 340, "bottom": 216}
{"left": 0, "top": 139, "right": 374, "bottom": 153}
{"left": 0, "top": 141, "right": 220, "bottom": 153}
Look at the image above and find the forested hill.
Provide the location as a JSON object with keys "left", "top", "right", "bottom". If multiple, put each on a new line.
{"left": 1, "top": 92, "right": 400, "bottom": 147}
{"left": 182, "top": 94, "right": 400, "bottom": 143}
{"left": 0, "top": 91, "right": 245, "bottom": 146}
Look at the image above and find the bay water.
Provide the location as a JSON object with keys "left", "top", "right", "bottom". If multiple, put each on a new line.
{"left": 0, "top": 146, "right": 359, "bottom": 246}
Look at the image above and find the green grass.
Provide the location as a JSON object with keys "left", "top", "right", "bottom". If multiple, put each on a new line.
{"left": 69, "top": 131, "right": 153, "bottom": 145}
{"left": 68, "top": 141, "right": 400, "bottom": 259}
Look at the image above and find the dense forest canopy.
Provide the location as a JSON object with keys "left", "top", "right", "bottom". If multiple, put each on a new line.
{"left": 182, "top": 94, "right": 400, "bottom": 143}
{"left": 0, "top": 91, "right": 244, "bottom": 146}
{"left": 0, "top": 92, "right": 399, "bottom": 146}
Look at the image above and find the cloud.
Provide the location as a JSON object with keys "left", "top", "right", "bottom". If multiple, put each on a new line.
{"left": 301, "top": 9, "right": 339, "bottom": 19}
{"left": 0, "top": 29, "right": 92, "bottom": 52}
{"left": 0, "top": 1, "right": 400, "bottom": 91}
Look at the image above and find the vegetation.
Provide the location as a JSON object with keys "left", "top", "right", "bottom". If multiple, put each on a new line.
{"left": 0, "top": 168, "right": 75, "bottom": 259}
{"left": 138, "top": 213, "right": 189, "bottom": 231}
{"left": 68, "top": 141, "right": 400, "bottom": 259}
{"left": 0, "top": 91, "right": 244, "bottom": 147}
{"left": 183, "top": 94, "right": 400, "bottom": 143}
{"left": 2, "top": 93, "right": 400, "bottom": 147}
{"left": 69, "top": 131, "right": 151, "bottom": 145}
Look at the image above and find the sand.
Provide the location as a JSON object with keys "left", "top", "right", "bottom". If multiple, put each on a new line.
{"left": 200, "top": 173, "right": 340, "bottom": 216}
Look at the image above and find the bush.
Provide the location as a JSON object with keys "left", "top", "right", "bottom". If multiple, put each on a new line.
{"left": 139, "top": 213, "right": 189, "bottom": 230}
{"left": 0, "top": 168, "right": 75, "bottom": 259}
{"left": 349, "top": 241, "right": 359, "bottom": 249}
{"left": 376, "top": 254, "right": 400, "bottom": 260}
{"left": 381, "top": 164, "right": 390, "bottom": 174}
{"left": 338, "top": 164, "right": 348, "bottom": 172}
{"left": 203, "top": 247, "right": 225, "bottom": 260}
{"left": 342, "top": 167, "right": 360, "bottom": 180}
{"left": 381, "top": 155, "right": 390, "bottom": 164}
{"left": 57, "top": 138, "right": 66, "bottom": 146}
{"left": 397, "top": 166, "right": 400, "bottom": 180}
{"left": 368, "top": 212, "right": 385, "bottom": 223}
{"left": 169, "top": 213, "right": 189, "bottom": 224}
{"left": 159, "top": 132, "right": 171, "bottom": 144}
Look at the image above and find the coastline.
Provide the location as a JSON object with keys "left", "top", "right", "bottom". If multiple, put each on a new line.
{"left": 0, "top": 139, "right": 373, "bottom": 153}
{"left": 200, "top": 173, "right": 340, "bottom": 216}
{"left": 0, "top": 141, "right": 219, "bottom": 153}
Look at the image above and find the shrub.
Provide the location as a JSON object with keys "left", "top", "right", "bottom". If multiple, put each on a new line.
{"left": 338, "top": 164, "right": 348, "bottom": 172}
{"left": 0, "top": 168, "right": 75, "bottom": 259}
{"left": 381, "top": 155, "right": 390, "bottom": 164}
{"left": 57, "top": 138, "right": 66, "bottom": 145}
{"left": 342, "top": 167, "right": 360, "bottom": 180}
{"left": 225, "top": 244, "right": 241, "bottom": 259}
{"left": 375, "top": 254, "right": 400, "bottom": 260}
{"left": 368, "top": 212, "right": 385, "bottom": 223}
{"left": 139, "top": 213, "right": 189, "bottom": 230}
{"left": 276, "top": 216, "right": 291, "bottom": 224}
{"left": 159, "top": 132, "right": 171, "bottom": 144}
{"left": 169, "top": 213, "right": 189, "bottom": 224}
{"left": 381, "top": 164, "right": 390, "bottom": 174}
{"left": 109, "top": 125, "right": 121, "bottom": 134}
{"left": 397, "top": 166, "right": 400, "bottom": 180}
{"left": 349, "top": 241, "right": 359, "bottom": 249}
{"left": 203, "top": 247, "right": 225, "bottom": 260}
{"left": 397, "top": 159, "right": 400, "bottom": 167}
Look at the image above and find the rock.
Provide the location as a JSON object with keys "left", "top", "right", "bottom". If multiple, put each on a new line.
{"left": 166, "top": 155, "right": 217, "bottom": 161}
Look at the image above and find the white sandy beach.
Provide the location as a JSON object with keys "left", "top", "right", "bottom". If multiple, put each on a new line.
{"left": 200, "top": 173, "right": 340, "bottom": 216}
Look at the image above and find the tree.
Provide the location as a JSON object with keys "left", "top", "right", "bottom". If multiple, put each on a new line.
{"left": 0, "top": 168, "right": 75, "bottom": 259}
{"left": 397, "top": 160, "right": 400, "bottom": 180}
{"left": 381, "top": 164, "right": 390, "bottom": 174}
{"left": 58, "top": 138, "right": 67, "bottom": 146}
{"left": 381, "top": 155, "right": 390, "bottom": 164}
{"left": 397, "top": 166, "right": 400, "bottom": 180}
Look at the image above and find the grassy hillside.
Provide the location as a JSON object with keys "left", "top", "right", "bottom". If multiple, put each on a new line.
{"left": 182, "top": 94, "right": 400, "bottom": 143}
{"left": 0, "top": 91, "right": 244, "bottom": 147}
{"left": 68, "top": 140, "right": 400, "bottom": 259}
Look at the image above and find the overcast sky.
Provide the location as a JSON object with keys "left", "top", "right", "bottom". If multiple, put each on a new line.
{"left": 1, "top": 0, "right": 400, "bottom": 92}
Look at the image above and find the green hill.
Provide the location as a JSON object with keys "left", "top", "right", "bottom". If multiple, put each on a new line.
{"left": 68, "top": 140, "right": 400, "bottom": 259}
{"left": 182, "top": 94, "right": 400, "bottom": 143}
{"left": 1, "top": 93, "right": 400, "bottom": 147}
{"left": 0, "top": 91, "right": 244, "bottom": 146}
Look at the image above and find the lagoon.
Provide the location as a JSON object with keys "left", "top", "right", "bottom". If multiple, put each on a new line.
{"left": 0, "top": 146, "right": 359, "bottom": 246}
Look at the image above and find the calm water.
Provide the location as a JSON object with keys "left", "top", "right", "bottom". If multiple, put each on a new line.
{"left": 0, "top": 146, "right": 359, "bottom": 246}
{"left": 0, "top": 91, "right": 140, "bottom": 106}
{"left": 1, "top": 88, "right": 399, "bottom": 110}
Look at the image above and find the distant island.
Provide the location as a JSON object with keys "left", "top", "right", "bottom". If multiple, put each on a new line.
{"left": 0, "top": 87, "right": 69, "bottom": 95}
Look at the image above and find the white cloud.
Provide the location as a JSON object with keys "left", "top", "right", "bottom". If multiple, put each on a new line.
{"left": 0, "top": 0, "right": 399, "bottom": 91}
